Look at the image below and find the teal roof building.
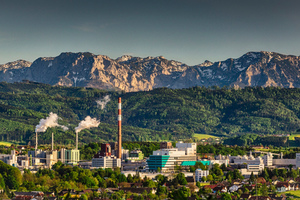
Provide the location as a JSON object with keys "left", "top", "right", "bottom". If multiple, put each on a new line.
{"left": 181, "top": 160, "right": 211, "bottom": 166}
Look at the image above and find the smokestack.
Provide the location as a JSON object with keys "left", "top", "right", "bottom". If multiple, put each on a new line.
{"left": 35, "top": 132, "right": 38, "bottom": 150}
{"left": 52, "top": 132, "right": 54, "bottom": 151}
{"left": 75, "top": 116, "right": 100, "bottom": 150}
{"left": 76, "top": 131, "right": 78, "bottom": 150}
{"left": 118, "top": 97, "right": 122, "bottom": 159}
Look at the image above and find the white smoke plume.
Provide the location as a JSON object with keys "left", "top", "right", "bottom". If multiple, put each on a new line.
{"left": 75, "top": 116, "right": 100, "bottom": 133}
{"left": 96, "top": 95, "right": 110, "bottom": 110}
{"left": 35, "top": 112, "right": 69, "bottom": 133}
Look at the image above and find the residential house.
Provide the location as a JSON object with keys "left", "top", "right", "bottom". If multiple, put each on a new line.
{"left": 122, "top": 187, "right": 157, "bottom": 194}
{"left": 13, "top": 191, "right": 44, "bottom": 200}
{"left": 229, "top": 185, "right": 241, "bottom": 193}
{"left": 214, "top": 185, "right": 227, "bottom": 193}
{"left": 276, "top": 182, "right": 291, "bottom": 192}
{"left": 249, "top": 196, "right": 270, "bottom": 200}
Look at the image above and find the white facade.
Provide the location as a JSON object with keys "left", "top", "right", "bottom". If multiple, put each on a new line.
{"left": 247, "top": 163, "right": 264, "bottom": 172}
{"left": 92, "top": 156, "right": 121, "bottom": 168}
{"left": 0, "top": 150, "right": 18, "bottom": 167}
{"left": 231, "top": 154, "right": 264, "bottom": 166}
{"left": 296, "top": 153, "right": 300, "bottom": 168}
{"left": 195, "top": 169, "right": 209, "bottom": 182}
{"left": 211, "top": 159, "right": 229, "bottom": 166}
{"left": 122, "top": 149, "right": 129, "bottom": 160}
{"left": 146, "top": 142, "right": 197, "bottom": 172}
{"left": 273, "top": 159, "right": 296, "bottom": 166}
{"left": 176, "top": 142, "right": 197, "bottom": 156}
{"left": 153, "top": 148, "right": 186, "bottom": 156}
{"left": 46, "top": 150, "right": 58, "bottom": 167}
{"left": 262, "top": 152, "right": 273, "bottom": 166}
{"left": 239, "top": 169, "right": 259, "bottom": 178}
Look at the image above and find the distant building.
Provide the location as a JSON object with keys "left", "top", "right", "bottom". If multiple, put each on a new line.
{"left": 230, "top": 152, "right": 264, "bottom": 171}
{"left": 28, "top": 149, "right": 46, "bottom": 165}
{"left": 46, "top": 150, "right": 58, "bottom": 167}
{"left": 0, "top": 150, "right": 18, "bottom": 167}
{"left": 92, "top": 143, "right": 121, "bottom": 168}
{"left": 195, "top": 169, "right": 209, "bottom": 182}
{"left": 121, "top": 149, "right": 129, "bottom": 161}
{"left": 58, "top": 148, "right": 80, "bottom": 164}
{"left": 92, "top": 155, "right": 121, "bottom": 168}
{"left": 108, "top": 142, "right": 128, "bottom": 160}
{"left": 127, "top": 150, "right": 144, "bottom": 161}
{"left": 28, "top": 148, "right": 80, "bottom": 166}
{"left": 213, "top": 155, "right": 229, "bottom": 166}
{"left": 146, "top": 142, "right": 197, "bottom": 172}
{"left": 160, "top": 142, "right": 172, "bottom": 149}
{"left": 100, "top": 144, "right": 111, "bottom": 156}
{"left": 262, "top": 152, "right": 273, "bottom": 166}
{"left": 296, "top": 153, "right": 300, "bottom": 168}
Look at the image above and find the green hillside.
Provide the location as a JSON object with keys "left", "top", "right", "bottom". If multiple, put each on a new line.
{"left": 0, "top": 82, "right": 299, "bottom": 145}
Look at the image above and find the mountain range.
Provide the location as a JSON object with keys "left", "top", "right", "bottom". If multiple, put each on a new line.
{"left": 1, "top": 51, "right": 300, "bottom": 91}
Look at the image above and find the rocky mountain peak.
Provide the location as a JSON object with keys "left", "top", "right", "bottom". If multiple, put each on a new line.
{"left": 198, "top": 60, "right": 213, "bottom": 67}
{"left": 1, "top": 51, "right": 300, "bottom": 91}
{"left": 116, "top": 55, "right": 133, "bottom": 62}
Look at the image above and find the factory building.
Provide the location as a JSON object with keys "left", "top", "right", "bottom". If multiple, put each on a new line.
{"left": 262, "top": 152, "right": 273, "bottom": 166}
{"left": 28, "top": 148, "right": 80, "bottom": 167}
{"left": 146, "top": 142, "right": 197, "bottom": 172}
{"left": 28, "top": 149, "right": 47, "bottom": 165}
{"left": 212, "top": 155, "right": 229, "bottom": 166}
{"left": 92, "top": 143, "right": 121, "bottom": 168}
{"left": 229, "top": 152, "right": 264, "bottom": 172}
{"left": 58, "top": 148, "right": 80, "bottom": 164}
{"left": 0, "top": 150, "right": 18, "bottom": 167}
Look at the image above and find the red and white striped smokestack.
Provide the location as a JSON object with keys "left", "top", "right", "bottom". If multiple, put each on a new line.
{"left": 118, "top": 97, "right": 122, "bottom": 159}
{"left": 35, "top": 132, "right": 38, "bottom": 150}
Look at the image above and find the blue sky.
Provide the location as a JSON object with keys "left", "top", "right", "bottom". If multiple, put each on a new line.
{"left": 0, "top": 0, "right": 300, "bottom": 65}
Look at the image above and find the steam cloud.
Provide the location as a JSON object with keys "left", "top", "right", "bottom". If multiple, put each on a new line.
{"left": 96, "top": 95, "right": 110, "bottom": 110}
{"left": 75, "top": 116, "right": 100, "bottom": 133}
{"left": 35, "top": 112, "right": 68, "bottom": 133}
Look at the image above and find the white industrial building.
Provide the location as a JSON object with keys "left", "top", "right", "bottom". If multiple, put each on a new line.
{"left": 262, "top": 152, "right": 273, "bottom": 166}
{"left": 92, "top": 156, "right": 121, "bottom": 168}
{"left": 176, "top": 142, "right": 197, "bottom": 156}
{"left": 213, "top": 154, "right": 229, "bottom": 166}
{"left": 0, "top": 150, "right": 18, "bottom": 166}
{"left": 0, "top": 150, "right": 29, "bottom": 168}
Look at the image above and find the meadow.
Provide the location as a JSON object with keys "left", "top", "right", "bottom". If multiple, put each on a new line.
{"left": 193, "top": 134, "right": 219, "bottom": 140}
{"left": 0, "top": 141, "right": 13, "bottom": 146}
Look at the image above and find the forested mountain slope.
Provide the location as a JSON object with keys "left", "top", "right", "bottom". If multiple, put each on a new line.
{"left": 0, "top": 82, "right": 299, "bottom": 145}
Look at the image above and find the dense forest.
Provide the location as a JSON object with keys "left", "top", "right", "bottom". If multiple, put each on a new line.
{"left": 0, "top": 82, "right": 300, "bottom": 145}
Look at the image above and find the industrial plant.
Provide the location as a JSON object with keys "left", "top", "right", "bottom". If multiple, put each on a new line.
{"left": 2, "top": 96, "right": 300, "bottom": 182}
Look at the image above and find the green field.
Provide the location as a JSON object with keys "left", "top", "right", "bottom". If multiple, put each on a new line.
{"left": 0, "top": 141, "right": 13, "bottom": 146}
{"left": 289, "top": 134, "right": 300, "bottom": 140}
{"left": 193, "top": 134, "right": 219, "bottom": 140}
{"left": 283, "top": 190, "right": 300, "bottom": 199}
{"left": 199, "top": 182, "right": 210, "bottom": 186}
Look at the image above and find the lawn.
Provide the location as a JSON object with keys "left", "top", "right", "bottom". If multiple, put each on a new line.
{"left": 283, "top": 190, "right": 300, "bottom": 199}
{"left": 289, "top": 134, "right": 300, "bottom": 140}
{"left": 0, "top": 141, "right": 13, "bottom": 146}
{"left": 193, "top": 134, "right": 219, "bottom": 140}
{"left": 199, "top": 182, "right": 210, "bottom": 186}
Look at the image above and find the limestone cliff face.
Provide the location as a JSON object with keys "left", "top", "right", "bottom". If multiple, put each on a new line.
{"left": 0, "top": 60, "right": 32, "bottom": 83}
{"left": 1, "top": 51, "right": 300, "bottom": 91}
